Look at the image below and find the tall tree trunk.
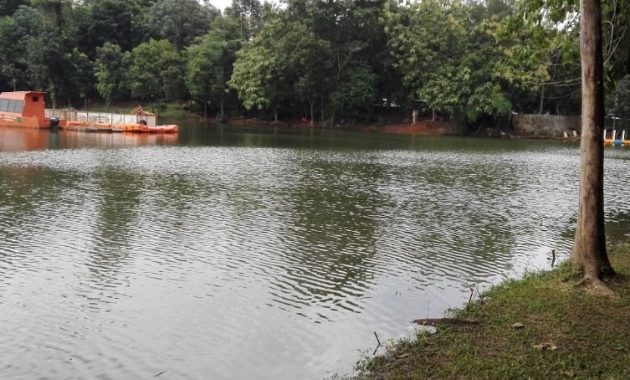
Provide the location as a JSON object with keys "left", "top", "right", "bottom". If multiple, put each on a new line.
{"left": 220, "top": 89, "right": 225, "bottom": 119}
{"left": 320, "top": 95, "right": 324, "bottom": 128}
{"left": 572, "top": 0, "right": 615, "bottom": 281}
{"left": 309, "top": 99, "right": 314, "bottom": 128}
{"left": 538, "top": 86, "right": 545, "bottom": 114}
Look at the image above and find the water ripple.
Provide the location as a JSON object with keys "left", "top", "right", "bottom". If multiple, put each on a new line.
{"left": 1, "top": 135, "right": 630, "bottom": 379}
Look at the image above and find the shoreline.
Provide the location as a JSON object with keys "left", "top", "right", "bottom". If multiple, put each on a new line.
{"left": 352, "top": 243, "right": 630, "bottom": 379}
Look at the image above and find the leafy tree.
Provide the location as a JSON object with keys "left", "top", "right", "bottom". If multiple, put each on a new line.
{"left": 185, "top": 27, "right": 239, "bottom": 119}
{"left": 0, "top": 16, "right": 22, "bottom": 90}
{"left": 0, "top": 6, "right": 41, "bottom": 91}
{"left": 66, "top": 48, "right": 94, "bottom": 108}
{"left": 24, "top": 28, "right": 70, "bottom": 107}
{"left": 228, "top": 17, "right": 290, "bottom": 122}
{"left": 383, "top": 0, "right": 476, "bottom": 119}
{"left": 283, "top": 21, "right": 333, "bottom": 126}
{"left": 0, "top": 5, "right": 72, "bottom": 102}
{"left": 383, "top": 0, "right": 543, "bottom": 123}
{"left": 144, "top": 0, "right": 219, "bottom": 50}
{"left": 330, "top": 63, "right": 376, "bottom": 122}
{"left": 30, "top": 0, "right": 68, "bottom": 30}
{"left": 95, "top": 42, "right": 131, "bottom": 110}
{"left": 517, "top": 0, "right": 630, "bottom": 95}
{"left": 224, "top": 0, "right": 262, "bottom": 40}
{"left": 128, "top": 39, "right": 185, "bottom": 109}
{"left": 608, "top": 74, "right": 630, "bottom": 118}
{"left": 229, "top": 44, "right": 283, "bottom": 121}
{"left": 76, "top": 0, "right": 145, "bottom": 58}
{"left": 0, "top": 0, "right": 27, "bottom": 17}
{"left": 299, "top": 0, "right": 391, "bottom": 123}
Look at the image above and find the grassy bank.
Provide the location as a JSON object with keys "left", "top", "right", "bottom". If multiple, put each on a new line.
{"left": 356, "top": 244, "right": 630, "bottom": 379}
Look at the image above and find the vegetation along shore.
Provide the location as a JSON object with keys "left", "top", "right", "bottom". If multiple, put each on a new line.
{"left": 353, "top": 243, "right": 630, "bottom": 379}
{"left": 2, "top": 0, "right": 630, "bottom": 132}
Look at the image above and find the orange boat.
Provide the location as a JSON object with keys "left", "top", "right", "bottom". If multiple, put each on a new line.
{"left": 0, "top": 91, "right": 54, "bottom": 129}
{"left": 0, "top": 91, "right": 177, "bottom": 134}
{"left": 62, "top": 120, "right": 178, "bottom": 134}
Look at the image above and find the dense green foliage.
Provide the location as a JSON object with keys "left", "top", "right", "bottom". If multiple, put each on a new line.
{"left": 0, "top": 0, "right": 629, "bottom": 126}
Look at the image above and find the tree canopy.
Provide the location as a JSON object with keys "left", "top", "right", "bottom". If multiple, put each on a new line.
{"left": 0, "top": 0, "right": 628, "bottom": 126}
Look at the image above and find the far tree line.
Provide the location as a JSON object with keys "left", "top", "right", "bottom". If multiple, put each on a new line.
{"left": 1, "top": 0, "right": 630, "bottom": 128}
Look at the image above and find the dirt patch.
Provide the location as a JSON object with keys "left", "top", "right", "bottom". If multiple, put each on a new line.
{"left": 380, "top": 121, "right": 453, "bottom": 135}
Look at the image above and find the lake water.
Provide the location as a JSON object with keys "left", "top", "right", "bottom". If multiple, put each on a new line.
{"left": 1, "top": 124, "right": 629, "bottom": 379}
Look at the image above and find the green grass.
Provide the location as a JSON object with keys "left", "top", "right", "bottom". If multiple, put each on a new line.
{"left": 356, "top": 244, "right": 630, "bottom": 379}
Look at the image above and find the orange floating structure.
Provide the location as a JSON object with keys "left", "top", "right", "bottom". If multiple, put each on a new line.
{"left": 0, "top": 91, "right": 178, "bottom": 134}
{"left": 0, "top": 91, "right": 52, "bottom": 129}
{"left": 61, "top": 120, "right": 178, "bottom": 134}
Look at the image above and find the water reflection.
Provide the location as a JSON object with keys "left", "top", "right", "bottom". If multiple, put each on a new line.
{"left": 86, "top": 169, "right": 144, "bottom": 292}
{"left": 0, "top": 128, "right": 51, "bottom": 151}
{"left": 0, "top": 128, "right": 177, "bottom": 151}
{"left": 0, "top": 126, "right": 629, "bottom": 379}
{"left": 271, "top": 155, "right": 384, "bottom": 320}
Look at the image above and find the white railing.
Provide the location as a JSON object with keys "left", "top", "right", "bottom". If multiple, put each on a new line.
{"left": 45, "top": 109, "right": 157, "bottom": 127}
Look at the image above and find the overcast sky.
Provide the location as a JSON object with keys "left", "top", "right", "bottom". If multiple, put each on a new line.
{"left": 207, "top": 0, "right": 232, "bottom": 10}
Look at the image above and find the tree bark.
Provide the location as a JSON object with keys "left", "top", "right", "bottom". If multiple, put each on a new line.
{"left": 320, "top": 95, "right": 325, "bottom": 128}
{"left": 220, "top": 89, "right": 225, "bottom": 120}
{"left": 572, "top": 0, "right": 615, "bottom": 280}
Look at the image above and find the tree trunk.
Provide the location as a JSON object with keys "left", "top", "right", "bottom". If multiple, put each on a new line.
{"left": 320, "top": 95, "right": 324, "bottom": 128}
{"left": 538, "top": 86, "right": 545, "bottom": 114}
{"left": 331, "top": 108, "right": 336, "bottom": 128}
{"left": 572, "top": 0, "right": 615, "bottom": 280}
{"left": 309, "top": 99, "right": 314, "bottom": 128}
{"left": 273, "top": 107, "right": 278, "bottom": 123}
{"left": 220, "top": 91, "right": 225, "bottom": 119}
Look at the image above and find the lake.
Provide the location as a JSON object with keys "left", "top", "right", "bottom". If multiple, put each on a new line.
{"left": 1, "top": 124, "right": 629, "bottom": 379}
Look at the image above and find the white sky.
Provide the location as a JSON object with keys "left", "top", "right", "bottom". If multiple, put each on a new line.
{"left": 207, "top": 0, "right": 232, "bottom": 10}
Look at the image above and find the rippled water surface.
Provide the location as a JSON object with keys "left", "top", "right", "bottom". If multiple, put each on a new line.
{"left": 1, "top": 125, "right": 630, "bottom": 379}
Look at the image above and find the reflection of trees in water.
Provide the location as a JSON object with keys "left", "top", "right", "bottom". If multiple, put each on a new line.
{"left": 271, "top": 156, "right": 386, "bottom": 318}
{"left": 0, "top": 167, "right": 76, "bottom": 263}
{"left": 370, "top": 151, "right": 582, "bottom": 291}
{"left": 86, "top": 169, "right": 143, "bottom": 288}
{"left": 394, "top": 161, "right": 520, "bottom": 283}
